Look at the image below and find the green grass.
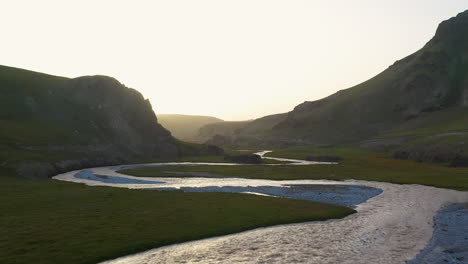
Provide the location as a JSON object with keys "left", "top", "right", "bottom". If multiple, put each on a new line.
{"left": 120, "top": 147, "right": 468, "bottom": 191}
{"left": 132, "top": 154, "right": 227, "bottom": 164}
{"left": 378, "top": 107, "right": 468, "bottom": 139}
{"left": 0, "top": 167, "right": 354, "bottom": 264}
{"left": 130, "top": 149, "right": 289, "bottom": 164}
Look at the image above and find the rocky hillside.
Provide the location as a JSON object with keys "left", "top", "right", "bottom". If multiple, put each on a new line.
{"left": 270, "top": 9, "right": 468, "bottom": 144}
{"left": 0, "top": 65, "right": 184, "bottom": 178}
{"left": 205, "top": 10, "right": 468, "bottom": 163}
{"left": 157, "top": 114, "right": 222, "bottom": 142}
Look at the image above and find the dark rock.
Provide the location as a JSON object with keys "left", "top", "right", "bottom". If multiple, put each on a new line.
{"left": 449, "top": 155, "right": 468, "bottom": 167}
{"left": 199, "top": 145, "right": 224, "bottom": 156}
{"left": 433, "top": 9, "right": 468, "bottom": 43}
{"left": 305, "top": 156, "right": 343, "bottom": 162}
{"left": 224, "top": 154, "right": 263, "bottom": 164}
{"left": 392, "top": 148, "right": 466, "bottom": 164}
{"left": 392, "top": 151, "right": 410, "bottom": 160}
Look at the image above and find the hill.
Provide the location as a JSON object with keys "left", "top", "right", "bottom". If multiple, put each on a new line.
{"left": 157, "top": 114, "right": 222, "bottom": 142}
{"left": 0, "top": 65, "right": 217, "bottom": 178}
{"left": 273, "top": 10, "right": 468, "bottom": 143}
{"left": 197, "top": 120, "right": 251, "bottom": 145}
{"left": 207, "top": 10, "right": 468, "bottom": 163}
{"left": 197, "top": 114, "right": 289, "bottom": 147}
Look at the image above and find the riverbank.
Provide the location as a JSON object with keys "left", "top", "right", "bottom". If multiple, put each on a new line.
{"left": 55, "top": 164, "right": 382, "bottom": 208}
{"left": 99, "top": 180, "right": 467, "bottom": 264}
{"left": 0, "top": 167, "right": 353, "bottom": 264}
{"left": 120, "top": 147, "right": 468, "bottom": 191}
{"left": 7, "top": 147, "right": 467, "bottom": 264}
{"left": 53, "top": 158, "right": 468, "bottom": 264}
{"left": 407, "top": 203, "right": 468, "bottom": 264}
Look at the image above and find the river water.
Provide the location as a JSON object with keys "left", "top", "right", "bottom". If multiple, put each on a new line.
{"left": 52, "top": 151, "right": 468, "bottom": 264}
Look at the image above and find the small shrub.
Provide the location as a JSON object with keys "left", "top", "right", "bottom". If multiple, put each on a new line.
{"left": 224, "top": 154, "right": 263, "bottom": 164}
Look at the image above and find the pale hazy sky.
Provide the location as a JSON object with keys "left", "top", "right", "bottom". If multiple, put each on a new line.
{"left": 2, "top": 1, "right": 467, "bottom": 120}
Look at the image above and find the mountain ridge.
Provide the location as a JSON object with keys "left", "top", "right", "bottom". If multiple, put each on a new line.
{"left": 0, "top": 65, "right": 219, "bottom": 178}
{"left": 201, "top": 10, "right": 468, "bottom": 163}
{"left": 157, "top": 114, "right": 223, "bottom": 142}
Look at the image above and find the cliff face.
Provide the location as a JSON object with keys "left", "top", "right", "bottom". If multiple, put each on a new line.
{"left": 57, "top": 76, "right": 178, "bottom": 157}
{"left": 0, "top": 66, "right": 178, "bottom": 178}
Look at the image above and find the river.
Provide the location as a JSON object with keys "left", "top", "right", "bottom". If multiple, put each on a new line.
{"left": 53, "top": 151, "right": 468, "bottom": 264}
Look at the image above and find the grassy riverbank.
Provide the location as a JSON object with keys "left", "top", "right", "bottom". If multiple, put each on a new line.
{"left": 0, "top": 167, "right": 354, "bottom": 264}
{"left": 129, "top": 149, "right": 289, "bottom": 165}
{"left": 121, "top": 147, "right": 468, "bottom": 191}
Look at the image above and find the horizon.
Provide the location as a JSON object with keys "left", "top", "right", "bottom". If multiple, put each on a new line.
{"left": 2, "top": 1, "right": 467, "bottom": 120}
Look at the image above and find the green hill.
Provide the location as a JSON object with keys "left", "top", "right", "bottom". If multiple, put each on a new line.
{"left": 197, "top": 120, "right": 251, "bottom": 145}
{"left": 0, "top": 65, "right": 216, "bottom": 178}
{"left": 157, "top": 114, "right": 222, "bottom": 142}
{"left": 209, "top": 10, "right": 468, "bottom": 163}
{"left": 272, "top": 9, "right": 468, "bottom": 142}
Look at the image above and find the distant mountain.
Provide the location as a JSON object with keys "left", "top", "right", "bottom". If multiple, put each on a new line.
{"left": 197, "top": 114, "right": 288, "bottom": 147}
{"left": 209, "top": 10, "right": 468, "bottom": 163}
{"left": 197, "top": 120, "right": 251, "bottom": 144}
{"left": 157, "top": 114, "right": 222, "bottom": 142}
{"left": 0, "top": 66, "right": 218, "bottom": 178}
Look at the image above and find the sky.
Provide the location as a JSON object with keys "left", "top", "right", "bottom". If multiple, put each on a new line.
{"left": 2, "top": 1, "right": 467, "bottom": 120}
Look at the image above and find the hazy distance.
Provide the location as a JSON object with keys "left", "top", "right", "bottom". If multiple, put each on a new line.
{"left": 2, "top": 0, "right": 467, "bottom": 120}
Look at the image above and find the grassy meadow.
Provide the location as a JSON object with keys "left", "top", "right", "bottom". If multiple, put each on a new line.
{"left": 121, "top": 146, "right": 468, "bottom": 191}
{"left": 0, "top": 166, "right": 354, "bottom": 264}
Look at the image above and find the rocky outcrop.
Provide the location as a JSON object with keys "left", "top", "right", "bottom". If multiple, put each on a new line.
{"left": 450, "top": 155, "right": 468, "bottom": 167}
{"left": 55, "top": 75, "right": 179, "bottom": 158}
{"left": 392, "top": 149, "right": 468, "bottom": 167}
{"left": 0, "top": 67, "right": 187, "bottom": 178}
{"left": 391, "top": 149, "right": 458, "bottom": 163}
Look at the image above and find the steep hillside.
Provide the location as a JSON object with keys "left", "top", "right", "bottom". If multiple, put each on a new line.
{"left": 271, "top": 10, "right": 468, "bottom": 143}
{"left": 196, "top": 120, "right": 251, "bottom": 144}
{"left": 0, "top": 65, "right": 181, "bottom": 178}
{"left": 208, "top": 10, "right": 468, "bottom": 162}
{"left": 157, "top": 114, "right": 222, "bottom": 142}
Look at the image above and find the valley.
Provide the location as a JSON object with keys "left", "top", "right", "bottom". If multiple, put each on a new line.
{"left": 1, "top": 7, "right": 468, "bottom": 264}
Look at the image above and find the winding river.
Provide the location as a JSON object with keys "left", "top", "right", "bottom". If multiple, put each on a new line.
{"left": 53, "top": 151, "right": 468, "bottom": 264}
